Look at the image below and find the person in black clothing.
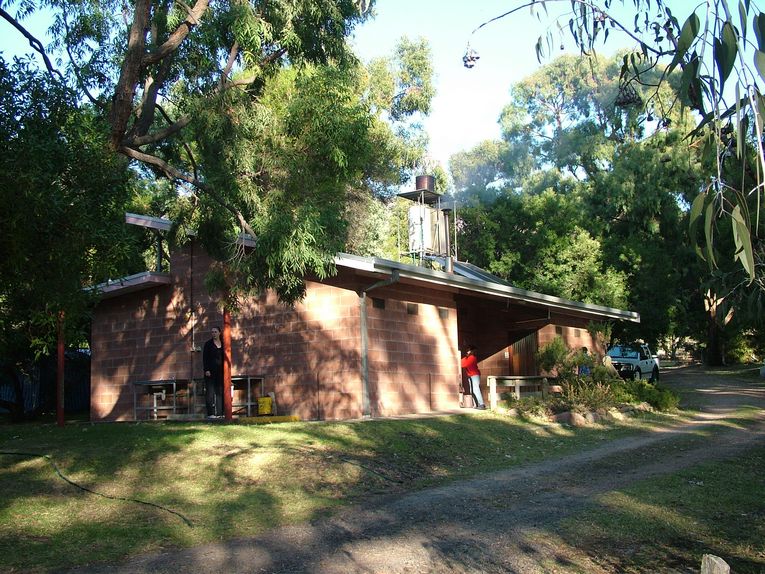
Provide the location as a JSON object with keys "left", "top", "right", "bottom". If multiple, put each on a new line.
{"left": 202, "top": 326, "right": 224, "bottom": 418}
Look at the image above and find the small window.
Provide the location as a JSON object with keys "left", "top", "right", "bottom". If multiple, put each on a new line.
{"left": 438, "top": 307, "right": 449, "bottom": 319}
{"left": 555, "top": 326, "right": 563, "bottom": 335}
{"left": 406, "top": 303, "right": 418, "bottom": 315}
{"left": 575, "top": 329, "right": 581, "bottom": 338}
{"left": 372, "top": 297, "right": 385, "bottom": 310}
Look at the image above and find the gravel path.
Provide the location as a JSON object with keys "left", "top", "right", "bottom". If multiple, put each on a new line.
{"left": 65, "top": 366, "right": 765, "bottom": 574}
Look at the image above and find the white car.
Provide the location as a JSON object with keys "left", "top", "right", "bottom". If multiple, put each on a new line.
{"left": 607, "top": 343, "right": 660, "bottom": 382}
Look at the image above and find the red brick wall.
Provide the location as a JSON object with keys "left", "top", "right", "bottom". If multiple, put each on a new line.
{"left": 91, "top": 245, "right": 462, "bottom": 421}
{"left": 362, "top": 281, "right": 460, "bottom": 416}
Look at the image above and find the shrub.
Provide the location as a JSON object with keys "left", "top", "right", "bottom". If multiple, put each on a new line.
{"left": 536, "top": 336, "right": 589, "bottom": 382}
{"left": 558, "top": 379, "right": 615, "bottom": 412}
{"left": 591, "top": 364, "right": 620, "bottom": 384}
{"left": 724, "top": 331, "right": 762, "bottom": 364}
{"left": 501, "top": 394, "right": 550, "bottom": 418}
{"left": 536, "top": 336, "right": 570, "bottom": 374}
{"left": 612, "top": 379, "right": 679, "bottom": 411}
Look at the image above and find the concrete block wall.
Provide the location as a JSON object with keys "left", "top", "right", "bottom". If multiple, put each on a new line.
{"left": 537, "top": 324, "right": 603, "bottom": 356}
{"left": 91, "top": 243, "right": 463, "bottom": 421}
{"left": 362, "top": 281, "right": 460, "bottom": 416}
{"left": 233, "top": 281, "right": 363, "bottom": 421}
{"left": 91, "top": 283, "right": 197, "bottom": 420}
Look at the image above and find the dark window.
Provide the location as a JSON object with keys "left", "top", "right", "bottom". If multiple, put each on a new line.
{"left": 438, "top": 307, "right": 449, "bottom": 319}
{"left": 372, "top": 297, "right": 385, "bottom": 310}
{"left": 406, "top": 303, "right": 418, "bottom": 315}
{"left": 575, "top": 329, "right": 581, "bottom": 338}
{"left": 555, "top": 326, "right": 563, "bottom": 335}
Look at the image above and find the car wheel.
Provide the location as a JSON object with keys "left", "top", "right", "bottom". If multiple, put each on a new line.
{"left": 650, "top": 367, "right": 659, "bottom": 383}
{"left": 632, "top": 369, "right": 642, "bottom": 381}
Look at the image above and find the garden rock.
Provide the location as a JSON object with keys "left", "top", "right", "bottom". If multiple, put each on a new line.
{"left": 557, "top": 411, "right": 587, "bottom": 426}
{"left": 608, "top": 409, "right": 625, "bottom": 421}
{"left": 700, "top": 554, "right": 730, "bottom": 573}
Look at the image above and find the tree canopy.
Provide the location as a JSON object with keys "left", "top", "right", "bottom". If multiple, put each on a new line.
{"left": 0, "top": 59, "right": 141, "bottom": 413}
{"left": 449, "top": 51, "right": 716, "bottom": 350}
{"left": 0, "top": 0, "right": 395, "bottom": 304}
{"left": 466, "top": 0, "right": 765, "bottom": 323}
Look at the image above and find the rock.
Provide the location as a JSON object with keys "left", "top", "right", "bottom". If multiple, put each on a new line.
{"left": 553, "top": 411, "right": 571, "bottom": 424}
{"left": 553, "top": 411, "right": 587, "bottom": 426}
{"left": 585, "top": 411, "right": 600, "bottom": 423}
{"left": 700, "top": 554, "right": 730, "bottom": 574}
{"left": 608, "top": 409, "right": 625, "bottom": 420}
{"left": 570, "top": 412, "right": 587, "bottom": 427}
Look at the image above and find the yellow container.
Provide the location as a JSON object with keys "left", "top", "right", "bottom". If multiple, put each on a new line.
{"left": 257, "top": 396, "right": 273, "bottom": 415}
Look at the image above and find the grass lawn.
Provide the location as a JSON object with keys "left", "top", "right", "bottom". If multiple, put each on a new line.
{"left": 556, "top": 438, "right": 765, "bottom": 573}
{"left": 1, "top": 409, "right": 672, "bottom": 573}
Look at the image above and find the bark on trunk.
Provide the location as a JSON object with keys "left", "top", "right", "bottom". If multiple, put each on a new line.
{"left": 109, "top": 0, "right": 152, "bottom": 148}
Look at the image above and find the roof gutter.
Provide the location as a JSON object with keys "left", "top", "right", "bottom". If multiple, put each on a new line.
{"left": 358, "top": 270, "right": 400, "bottom": 417}
{"left": 335, "top": 253, "right": 639, "bottom": 323}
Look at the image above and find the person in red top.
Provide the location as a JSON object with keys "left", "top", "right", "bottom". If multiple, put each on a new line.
{"left": 461, "top": 345, "right": 486, "bottom": 410}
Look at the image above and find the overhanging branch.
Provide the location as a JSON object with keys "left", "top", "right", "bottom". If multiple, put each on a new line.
{"left": 129, "top": 116, "right": 192, "bottom": 146}
{"left": 119, "top": 146, "right": 258, "bottom": 239}
{"left": 142, "top": 0, "right": 209, "bottom": 66}
{"left": 0, "top": 7, "right": 64, "bottom": 82}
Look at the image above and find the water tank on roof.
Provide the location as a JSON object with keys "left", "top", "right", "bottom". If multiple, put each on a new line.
{"left": 408, "top": 203, "right": 448, "bottom": 256}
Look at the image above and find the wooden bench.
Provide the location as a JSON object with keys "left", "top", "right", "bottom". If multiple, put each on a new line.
{"left": 487, "top": 375, "right": 550, "bottom": 410}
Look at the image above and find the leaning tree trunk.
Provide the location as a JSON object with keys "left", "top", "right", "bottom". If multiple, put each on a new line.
{"left": 706, "top": 318, "right": 725, "bottom": 366}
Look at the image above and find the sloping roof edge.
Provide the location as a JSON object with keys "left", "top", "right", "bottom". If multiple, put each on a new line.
{"left": 334, "top": 253, "right": 640, "bottom": 323}
{"left": 113, "top": 213, "right": 639, "bottom": 323}
{"left": 95, "top": 271, "right": 172, "bottom": 299}
{"left": 124, "top": 212, "right": 256, "bottom": 247}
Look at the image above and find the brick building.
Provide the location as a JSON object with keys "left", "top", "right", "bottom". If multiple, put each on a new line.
{"left": 91, "top": 217, "right": 639, "bottom": 421}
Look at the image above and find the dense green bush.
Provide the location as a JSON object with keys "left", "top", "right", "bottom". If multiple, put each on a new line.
{"left": 612, "top": 379, "right": 679, "bottom": 411}
{"left": 522, "top": 336, "right": 680, "bottom": 418}
{"left": 724, "top": 331, "right": 763, "bottom": 364}
{"left": 535, "top": 336, "right": 570, "bottom": 374}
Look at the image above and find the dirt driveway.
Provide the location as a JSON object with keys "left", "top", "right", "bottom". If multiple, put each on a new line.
{"left": 67, "top": 366, "right": 765, "bottom": 574}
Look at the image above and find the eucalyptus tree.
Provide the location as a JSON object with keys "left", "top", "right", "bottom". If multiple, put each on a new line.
{"left": 1, "top": 0, "right": 380, "bottom": 304}
{"left": 466, "top": 0, "right": 765, "bottom": 322}
{"left": 452, "top": 51, "right": 709, "bottom": 347}
{"left": 343, "top": 36, "right": 436, "bottom": 259}
{"left": 0, "top": 59, "right": 139, "bottom": 417}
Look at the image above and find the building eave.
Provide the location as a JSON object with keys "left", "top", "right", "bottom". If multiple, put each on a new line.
{"left": 334, "top": 253, "right": 640, "bottom": 323}
{"left": 95, "top": 271, "right": 173, "bottom": 299}
{"left": 125, "top": 212, "right": 256, "bottom": 247}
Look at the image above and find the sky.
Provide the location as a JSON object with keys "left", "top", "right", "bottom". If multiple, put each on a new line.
{"left": 350, "top": 0, "right": 698, "bottom": 172}
{"left": 349, "top": 0, "right": 620, "bottom": 171}
{"left": 1, "top": 0, "right": 698, "bottom": 173}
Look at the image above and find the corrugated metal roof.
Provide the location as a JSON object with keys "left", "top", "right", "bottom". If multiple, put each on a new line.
{"left": 335, "top": 253, "right": 639, "bottom": 323}
{"left": 451, "top": 261, "right": 512, "bottom": 285}
{"left": 96, "top": 271, "right": 172, "bottom": 299}
{"left": 112, "top": 213, "right": 639, "bottom": 323}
